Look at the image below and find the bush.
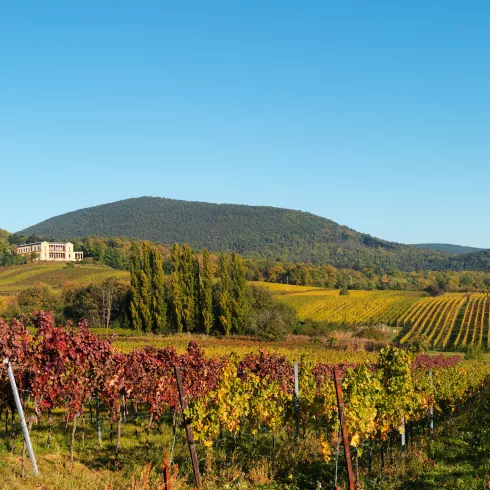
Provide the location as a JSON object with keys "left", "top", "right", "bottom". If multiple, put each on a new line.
{"left": 339, "top": 288, "right": 350, "bottom": 296}
{"left": 246, "top": 286, "right": 296, "bottom": 341}
{"left": 464, "top": 344, "right": 486, "bottom": 361}
{"left": 0, "top": 296, "right": 19, "bottom": 318}
{"left": 354, "top": 326, "right": 386, "bottom": 341}
{"left": 17, "top": 283, "right": 61, "bottom": 314}
{"left": 425, "top": 283, "right": 445, "bottom": 297}
{"left": 293, "top": 319, "right": 337, "bottom": 337}
{"left": 405, "top": 333, "right": 430, "bottom": 353}
{"left": 79, "top": 257, "right": 95, "bottom": 265}
{"left": 253, "top": 308, "right": 287, "bottom": 341}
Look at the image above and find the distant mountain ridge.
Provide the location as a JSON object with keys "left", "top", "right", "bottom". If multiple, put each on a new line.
{"left": 15, "top": 196, "right": 490, "bottom": 272}
{"left": 414, "top": 243, "right": 484, "bottom": 255}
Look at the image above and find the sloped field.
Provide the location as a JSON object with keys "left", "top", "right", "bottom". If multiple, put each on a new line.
{"left": 400, "top": 293, "right": 490, "bottom": 349}
{"left": 0, "top": 262, "right": 129, "bottom": 294}
{"left": 255, "top": 281, "right": 490, "bottom": 349}
{"left": 256, "top": 281, "right": 423, "bottom": 326}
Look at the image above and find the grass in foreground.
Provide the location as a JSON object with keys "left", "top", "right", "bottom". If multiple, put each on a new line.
{"left": 4, "top": 382, "right": 490, "bottom": 489}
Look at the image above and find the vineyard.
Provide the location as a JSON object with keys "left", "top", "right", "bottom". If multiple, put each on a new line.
{"left": 257, "top": 282, "right": 490, "bottom": 350}
{"left": 0, "top": 262, "right": 129, "bottom": 295}
{"left": 257, "top": 282, "right": 425, "bottom": 325}
{"left": 2, "top": 311, "right": 490, "bottom": 489}
{"left": 399, "top": 292, "right": 490, "bottom": 349}
{"left": 110, "top": 333, "right": 378, "bottom": 364}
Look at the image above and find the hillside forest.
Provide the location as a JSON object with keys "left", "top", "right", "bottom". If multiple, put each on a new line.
{"left": 14, "top": 196, "right": 490, "bottom": 272}
{"left": 3, "top": 233, "right": 490, "bottom": 293}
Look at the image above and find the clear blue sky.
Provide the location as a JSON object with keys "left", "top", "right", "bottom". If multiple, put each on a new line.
{"left": 1, "top": 1, "right": 489, "bottom": 247}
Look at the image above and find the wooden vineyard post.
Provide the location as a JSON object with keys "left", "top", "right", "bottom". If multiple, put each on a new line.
{"left": 174, "top": 366, "right": 201, "bottom": 489}
{"left": 333, "top": 367, "right": 355, "bottom": 490}
{"left": 163, "top": 449, "right": 171, "bottom": 490}
{"left": 294, "top": 361, "right": 300, "bottom": 439}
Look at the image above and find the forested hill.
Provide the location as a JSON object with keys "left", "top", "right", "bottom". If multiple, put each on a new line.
{"left": 17, "top": 197, "right": 456, "bottom": 271}
{"left": 435, "top": 249, "right": 490, "bottom": 272}
{"left": 414, "top": 243, "right": 483, "bottom": 254}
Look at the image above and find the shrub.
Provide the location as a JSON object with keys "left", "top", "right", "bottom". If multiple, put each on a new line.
{"left": 246, "top": 286, "right": 296, "bottom": 341}
{"left": 464, "top": 344, "right": 486, "bottom": 361}
{"left": 293, "top": 319, "right": 337, "bottom": 337}
{"left": 405, "top": 333, "right": 429, "bottom": 353}
{"left": 0, "top": 295, "right": 19, "bottom": 318}
{"left": 17, "top": 283, "right": 61, "bottom": 314}
{"left": 425, "top": 283, "right": 445, "bottom": 297}
{"left": 253, "top": 308, "right": 287, "bottom": 341}
{"left": 354, "top": 326, "right": 386, "bottom": 341}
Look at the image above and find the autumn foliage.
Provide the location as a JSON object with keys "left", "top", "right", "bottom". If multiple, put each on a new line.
{"left": 1, "top": 310, "right": 489, "bottom": 465}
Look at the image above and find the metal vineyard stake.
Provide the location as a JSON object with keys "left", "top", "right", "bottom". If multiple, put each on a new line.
{"left": 3, "top": 358, "right": 39, "bottom": 476}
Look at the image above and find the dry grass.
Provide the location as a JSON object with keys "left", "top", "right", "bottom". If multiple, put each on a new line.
{"left": 0, "top": 453, "right": 187, "bottom": 490}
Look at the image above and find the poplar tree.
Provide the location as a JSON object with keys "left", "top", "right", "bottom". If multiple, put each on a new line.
{"left": 218, "top": 253, "right": 232, "bottom": 335}
{"left": 150, "top": 247, "right": 167, "bottom": 333}
{"left": 139, "top": 242, "right": 153, "bottom": 332}
{"left": 171, "top": 244, "right": 184, "bottom": 333}
{"left": 194, "top": 256, "right": 202, "bottom": 330}
{"left": 200, "top": 249, "right": 214, "bottom": 334}
{"left": 129, "top": 242, "right": 142, "bottom": 331}
{"left": 142, "top": 241, "right": 152, "bottom": 277}
{"left": 181, "top": 243, "right": 196, "bottom": 331}
{"left": 230, "top": 252, "right": 249, "bottom": 333}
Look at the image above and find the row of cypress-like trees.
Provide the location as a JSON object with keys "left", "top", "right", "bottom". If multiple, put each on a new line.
{"left": 129, "top": 242, "right": 248, "bottom": 335}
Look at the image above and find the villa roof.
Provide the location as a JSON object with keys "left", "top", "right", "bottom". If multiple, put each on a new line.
{"left": 18, "top": 242, "right": 72, "bottom": 247}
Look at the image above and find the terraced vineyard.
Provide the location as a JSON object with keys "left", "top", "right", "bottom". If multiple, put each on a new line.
{"left": 0, "top": 262, "right": 129, "bottom": 295}
{"left": 255, "top": 282, "right": 490, "bottom": 350}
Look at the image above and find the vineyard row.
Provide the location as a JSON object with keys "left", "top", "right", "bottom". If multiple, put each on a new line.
{"left": 275, "top": 290, "right": 490, "bottom": 349}
{"left": 1, "top": 311, "right": 488, "bottom": 473}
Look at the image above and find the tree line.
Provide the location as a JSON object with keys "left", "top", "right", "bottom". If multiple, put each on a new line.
{"left": 5, "top": 232, "right": 490, "bottom": 293}
{"left": 2, "top": 242, "right": 296, "bottom": 339}
{"left": 128, "top": 242, "right": 249, "bottom": 335}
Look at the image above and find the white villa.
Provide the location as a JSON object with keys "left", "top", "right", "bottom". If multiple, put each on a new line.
{"left": 16, "top": 242, "right": 83, "bottom": 262}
